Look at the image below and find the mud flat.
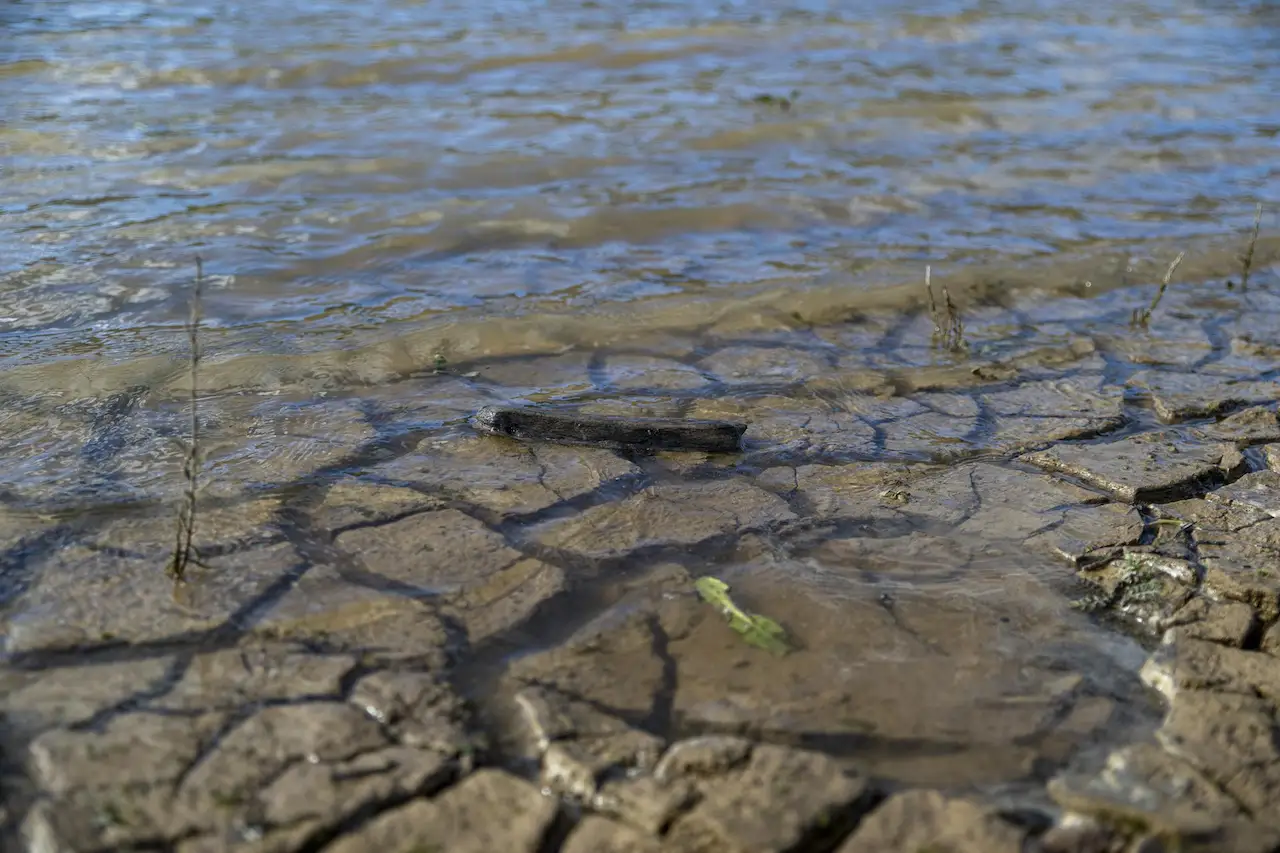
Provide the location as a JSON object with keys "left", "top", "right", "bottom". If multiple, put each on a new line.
{"left": 4, "top": 264, "right": 1280, "bottom": 852}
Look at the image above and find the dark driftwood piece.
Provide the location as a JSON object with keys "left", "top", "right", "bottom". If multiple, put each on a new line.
{"left": 472, "top": 405, "right": 747, "bottom": 453}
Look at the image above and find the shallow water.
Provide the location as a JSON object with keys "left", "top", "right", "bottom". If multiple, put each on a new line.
{"left": 2, "top": 0, "right": 1278, "bottom": 488}
{"left": 3, "top": 0, "right": 1279, "bottom": 343}
{"left": 2, "top": 0, "right": 1280, "bottom": 809}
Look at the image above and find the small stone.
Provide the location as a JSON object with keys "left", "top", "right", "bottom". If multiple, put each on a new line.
{"left": 1160, "top": 498, "right": 1270, "bottom": 533}
{"left": 666, "top": 744, "right": 874, "bottom": 853}
{"left": 654, "top": 736, "right": 754, "bottom": 782}
{"left": 542, "top": 731, "right": 665, "bottom": 801}
{"left": 348, "top": 670, "right": 473, "bottom": 755}
{"left": 1196, "top": 405, "right": 1280, "bottom": 445}
{"left": 562, "top": 816, "right": 662, "bottom": 853}
{"left": 1039, "top": 816, "right": 1126, "bottom": 853}
{"left": 1048, "top": 743, "right": 1243, "bottom": 835}
{"left": 514, "top": 686, "right": 583, "bottom": 749}
{"left": 1202, "top": 565, "right": 1280, "bottom": 626}
{"left": 323, "top": 769, "right": 558, "bottom": 853}
{"left": 1262, "top": 622, "right": 1280, "bottom": 657}
{"left": 1140, "top": 638, "right": 1280, "bottom": 705}
{"left": 259, "top": 745, "right": 454, "bottom": 827}
{"left": 1022, "top": 432, "right": 1244, "bottom": 503}
{"left": 1205, "top": 470, "right": 1280, "bottom": 517}
{"left": 1158, "top": 690, "right": 1280, "bottom": 816}
{"left": 1159, "top": 598, "right": 1258, "bottom": 648}
{"left": 594, "top": 775, "right": 699, "bottom": 835}
{"left": 1264, "top": 443, "right": 1280, "bottom": 473}
{"left": 1198, "top": 521, "right": 1280, "bottom": 622}
{"left": 836, "top": 790, "right": 1027, "bottom": 853}
{"left": 1029, "top": 503, "right": 1145, "bottom": 567}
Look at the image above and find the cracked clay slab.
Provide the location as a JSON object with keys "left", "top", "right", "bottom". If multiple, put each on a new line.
{"left": 1021, "top": 431, "right": 1245, "bottom": 503}
{"left": 1127, "top": 371, "right": 1280, "bottom": 424}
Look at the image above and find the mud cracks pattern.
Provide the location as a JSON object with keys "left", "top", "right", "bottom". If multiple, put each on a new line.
{"left": 4, "top": 272, "right": 1280, "bottom": 851}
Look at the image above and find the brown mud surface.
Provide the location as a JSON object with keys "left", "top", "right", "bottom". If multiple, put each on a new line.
{"left": 4, "top": 253, "right": 1280, "bottom": 852}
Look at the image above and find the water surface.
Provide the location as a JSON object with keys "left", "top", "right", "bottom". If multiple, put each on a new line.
{"left": 2, "top": 0, "right": 1277, "bottom": 354}
{"left": 4, "top": 0, "right": 1280, "bottom": 807}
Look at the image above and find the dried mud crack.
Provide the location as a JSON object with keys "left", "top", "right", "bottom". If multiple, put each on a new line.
{"left": 4, "top": 275, "right": 1280, "bottom": 852}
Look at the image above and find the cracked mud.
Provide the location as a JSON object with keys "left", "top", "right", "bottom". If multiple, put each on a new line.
{"left": 4, "top": 271, "right": 1280, "bottom": 852}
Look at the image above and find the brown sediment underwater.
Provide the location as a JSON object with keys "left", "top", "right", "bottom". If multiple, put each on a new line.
{"left": 3, "top": 0, "right": 1280, "bottom": 849}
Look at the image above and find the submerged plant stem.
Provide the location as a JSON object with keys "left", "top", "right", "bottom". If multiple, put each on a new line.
{"left": 924, "top": 264, "right": 938, "bottom": 329}
{"left": 924, "top": 264, "right": 966, "bottom": 353}
{"left": 1132, "top": 251, "right": 1186, "bottom": 329}
{"left": 1240, "top": 202, "right": 1262, "bottom": 290}
{"left": 168, "top": 255, "right": 204, "bottom": 581}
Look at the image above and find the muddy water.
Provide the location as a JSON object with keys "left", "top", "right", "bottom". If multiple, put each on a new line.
{"left": 3, "top": 0, "right": 1280, "bottom": 828}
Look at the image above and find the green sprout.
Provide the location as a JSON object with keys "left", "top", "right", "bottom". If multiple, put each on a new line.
{"left": 695, "top": 577, "right": 794, "bottom": 656}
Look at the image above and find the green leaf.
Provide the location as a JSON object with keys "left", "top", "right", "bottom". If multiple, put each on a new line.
{"left": 694, "top": 576, "right": 793, "bottom": 656}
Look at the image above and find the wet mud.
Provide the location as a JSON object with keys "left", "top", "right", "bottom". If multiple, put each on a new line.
{"left": 5, "top": 0, "right": 1280, "bottom": 847}
{"left": 3, "top": 262, "right": 1280, "bottom": 852}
